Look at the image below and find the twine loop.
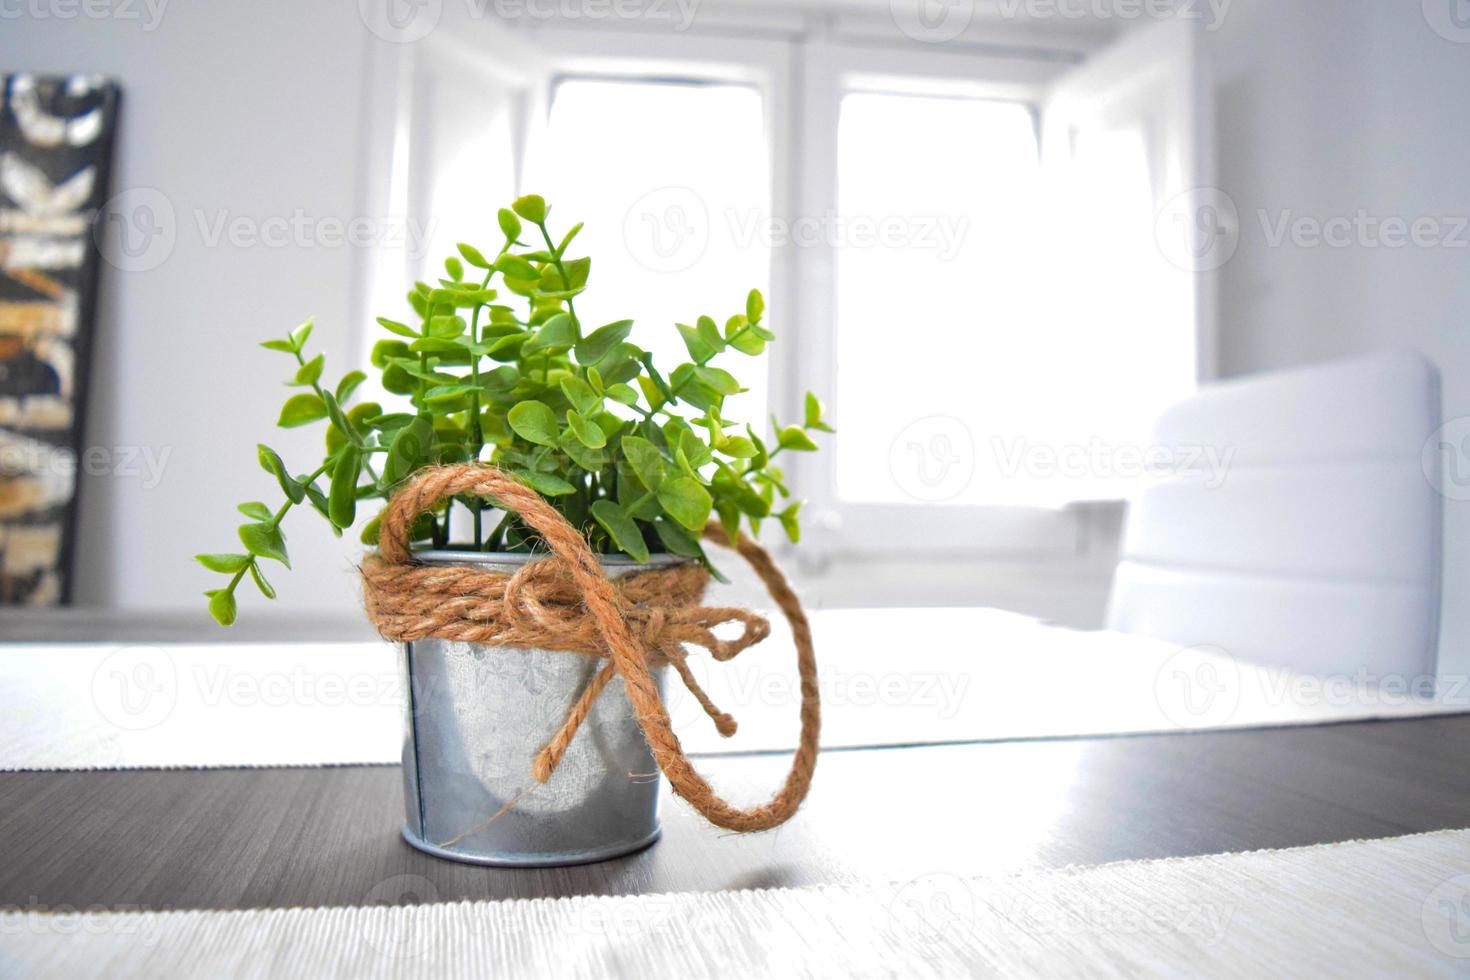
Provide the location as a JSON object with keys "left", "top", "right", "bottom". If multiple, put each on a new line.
{"left": 361, "top": 464, "right": 820, "bottom": 833}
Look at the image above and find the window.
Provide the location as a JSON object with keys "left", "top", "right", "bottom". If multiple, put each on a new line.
{"left": 834, "top": 92, "right": 1045, "bottom": 508}
{"left": 371, "top": 18, "right": 1212, "bottom": 566}
{"left": 534, "top": 77, "right": 772, "bottom": 425}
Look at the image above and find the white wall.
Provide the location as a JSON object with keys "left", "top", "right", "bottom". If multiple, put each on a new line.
{"left": 0, "top": 3, "right": 378, "bottom": 617}
{"left": 1202, "top": 0, "right": 1470, "bottom": 676}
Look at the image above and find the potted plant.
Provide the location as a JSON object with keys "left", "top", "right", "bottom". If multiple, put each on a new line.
{"left": 196, "top": 195, "right": 829, "bottom": 865}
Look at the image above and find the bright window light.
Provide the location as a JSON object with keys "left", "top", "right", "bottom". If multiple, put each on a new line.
{"left": 534, "top": 78, "right": 771, "bottom": 423}
{"left": 834, "top": 91, "right": 1194, "bottom": 508}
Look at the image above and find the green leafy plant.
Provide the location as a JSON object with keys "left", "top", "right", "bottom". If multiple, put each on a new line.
{"left": 196, "top": 194, "right": 832, "bottom": 625}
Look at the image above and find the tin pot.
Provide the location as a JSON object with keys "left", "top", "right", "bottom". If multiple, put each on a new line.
{"left": 398, "top": 550, "right": 680, "bottom": 867}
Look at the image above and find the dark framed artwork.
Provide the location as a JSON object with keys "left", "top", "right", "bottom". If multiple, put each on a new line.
{"left": 0, "top": 74, "right": 119, "bottom": 605}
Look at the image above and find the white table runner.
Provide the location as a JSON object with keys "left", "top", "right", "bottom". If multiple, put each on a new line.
{"left": 4, "top": 828, "right": 1469, "bottom": 978}
{"left": 3, "top": 608, "right": 1464, "bottom": 771}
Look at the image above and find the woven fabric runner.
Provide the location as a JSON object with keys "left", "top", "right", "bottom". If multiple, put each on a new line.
{"left": 3, "top": 608, "right": 1467, "bottom": 771}
{"left": 3, "top": 829, "right": 1468, "bottom": 978}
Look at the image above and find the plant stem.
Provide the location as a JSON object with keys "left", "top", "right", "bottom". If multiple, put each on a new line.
{"left": 466, "top": 268, "right": 495, "bottom": 548}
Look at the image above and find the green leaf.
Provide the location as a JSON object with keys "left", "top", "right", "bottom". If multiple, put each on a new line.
{"left": 694, "top": 365, "right": 740, "bottom": 396}
{"left": 746, "top": 289, "right": 764, "bottom": 324}
{"left": 565, "top": 409, "right": 607, "bottom": 449}
{"left": 559, "top": 376, "right": 601, "bottom": 415}
{"left": 696, "top": 315, "right": 726, "bottom": 355}
{"left": 676, "top": 323, "right": 716, "bottom": 363}
{"left": 621, "top": 436, "right": 666, "bottom": 491}
{"left": 716, "top": 435, "right": 758, "bottom": 459}
{"left": 574, "top": 319, "right": 633, "bottom": 366}
{"left": 382, "top": 417, "right": 433, "bottom": 488}
{"left": 524, "top": 312, "right": 575, "bottom": 353}
{"left": 371, "top": 339, "right": 410, "bottom": 369}
{"left": 329, "top": 400, "right": 382, "bottom": 453}
{"left": 289, "top": 317, "right": 315, "bottom": 351}
{"left": 557, "top": 222, "right": 583, "bottom": 255}
{"left": 653, "top": 518, "right": 703, "bottom": 559}
{"left": 237, "top": 501, "right": 273, "bottom": 522}
{"left": 277, "top": 393, "right": 327, "bottom": 428}
{"left": 638, "top": 376, "right": 667, "bottom": 412}
{"left": 496, "top": 254, "right": 539, "bottom": 280}
{"left": 329, "top": 447, "right": 361, "bottom": 529}
{"left": 514, "top": 469, "right": 576, "bottom": 497}
{"left": 727, "top": 315, "right": 766, "bottom": 355}
{"left": 590, "top": 499, "right": 650, "bottom": 563}
{"left": 658, "top": 476, "right": 713, "bottom": 531}
{"left": 366, "top": 412, "right": 415, "bottom": 432}
{"left": 444, "top": 256, "right": 464, "bottom": 281}
{"left": 558, "top": 256, "right": 591, "bottom": 290}
{"left": 249, "top": 562, "right": 277, "bottom": 599}
{"left": 376, "top": 316, "right": 418, "bottom": 339}
{"left": 804, "top": 391, "right": 834, "bottom": 432}
{"left": 257, "top": 445, "right": 306, "bottom": 503}
{"left": 512, "top": 194, "right": 547, "bottom": 224}
{"left": 778, "top": 426, "right": 819, "bottom": 452}
{"left": 458, "top": 242, "right": 492, "bottom": 268}
{"left": 207, "top": 589, "right": 238, "bottom": 626}
{"left": 508, "top": 401, "right": 560, "bottom": 447}
{"left": 360, "top": 514, "right": 382, "bottom": 546}
{"left": 260, "top": 339, "right": 296, "bottom": 353}
{"left": 291, "top": 353, "right": 324, "bottom": 388}
{"left": 605, "top": 383, "right": 639, "bottom": 406}
{"left": 558, "top": 428, "right": 607, "bottom": 471}
{"left": 195, "top": 553, "right": 250, "bottom": 574}
{"left": 427, "top": 315, "right": 467, "bottom": 339}
{"left": 321, "top": 390, "right": 355, "bottom": 439}
{"left": 498, "top": 208, "right": 522, "bottom": 242}
{"left": 239, "top": 521, "right": 289, "bottom": 567}
{"left": 779, "top": 502, "right": 802, "bottom": 544}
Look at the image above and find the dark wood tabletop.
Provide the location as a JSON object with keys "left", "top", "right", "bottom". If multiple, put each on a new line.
{"left": 3, "top": 714, "right": 1469, "bottom": 912}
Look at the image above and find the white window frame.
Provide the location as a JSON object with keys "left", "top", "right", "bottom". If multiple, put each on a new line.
{"left": 791, "top": 37, "right": 1087, "bottom": 560}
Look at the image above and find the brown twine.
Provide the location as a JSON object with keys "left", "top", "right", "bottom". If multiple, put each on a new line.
{"left": 361, "top": 464, "right": 821, "bottom": 833}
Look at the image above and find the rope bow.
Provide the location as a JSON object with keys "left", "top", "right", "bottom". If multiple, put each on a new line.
{"left": 361, "top": 464, "right": 821, "bottom": 833}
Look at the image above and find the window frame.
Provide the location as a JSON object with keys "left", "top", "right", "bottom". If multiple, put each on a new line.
{"left": 364, "top": 12, "right": 1212, "bottom": 566}
{"left": 790, "top": 39, "right": 1088, "bottom": 560}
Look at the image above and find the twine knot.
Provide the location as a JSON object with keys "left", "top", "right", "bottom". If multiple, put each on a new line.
{"left": 360, "top": 464, "right": 821, "bottom": 833}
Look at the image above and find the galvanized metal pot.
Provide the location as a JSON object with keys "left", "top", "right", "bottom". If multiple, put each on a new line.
{"left": 398, "top": 550, "right": 678, "bottom": 867}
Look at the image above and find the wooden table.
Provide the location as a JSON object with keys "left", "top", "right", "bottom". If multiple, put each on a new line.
{"left": 4, "top": 714, "right": 1469, "bottom": 911}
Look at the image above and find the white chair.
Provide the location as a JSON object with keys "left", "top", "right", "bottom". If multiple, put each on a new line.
{"left": 1106, "top": 351, "right": 1442, "bottom": 678}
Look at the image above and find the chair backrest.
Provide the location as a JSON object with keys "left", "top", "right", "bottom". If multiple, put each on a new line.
{"left": 1106, "top": 351, "right": 1442, "bottom": 678}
